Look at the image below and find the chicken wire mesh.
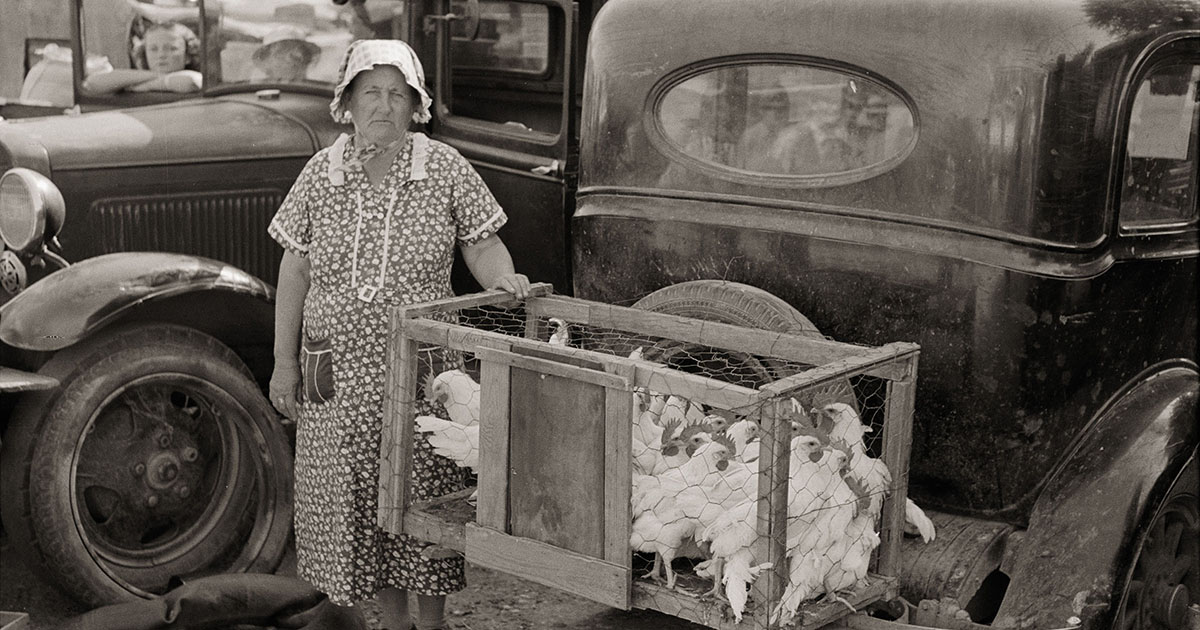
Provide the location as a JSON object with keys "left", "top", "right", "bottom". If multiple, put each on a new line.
{"left": 383, "top": 293, "right": 922, "bottom": 630}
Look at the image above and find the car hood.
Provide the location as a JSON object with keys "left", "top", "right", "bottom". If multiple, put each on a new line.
{"left": 0, "top": 93, "right": 335, "bottom": 172}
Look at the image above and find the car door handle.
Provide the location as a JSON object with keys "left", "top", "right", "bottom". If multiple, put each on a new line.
{"left": 531, "top": 160, "right": 562, "bottom": 177}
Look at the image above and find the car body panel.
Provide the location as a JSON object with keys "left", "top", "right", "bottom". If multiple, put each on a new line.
{"left": 0, "top": 253, "right": 272, "bottom": 352}
{"left": 0, "top": 95, "right": 332, "bottom": 171}
{"left": 574, "top": 0, "right": 1200, "bottom": 523}
{"left": 994, "top": 363, "right": 1198, "bottom": 629}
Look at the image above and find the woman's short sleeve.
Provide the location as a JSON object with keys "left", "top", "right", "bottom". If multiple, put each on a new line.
{"left": 268, "top": 154, "right": 322, "bottom": 257}
{"left": 448, "top": 151, "right": 507, "bottom": 246}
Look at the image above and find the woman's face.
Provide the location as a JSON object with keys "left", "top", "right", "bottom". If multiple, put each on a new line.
{"left": 144, "top": 28, "right": 187, "bottom": 74}
{"left": 346, "top": 65, "right": 416, "bottom": 146}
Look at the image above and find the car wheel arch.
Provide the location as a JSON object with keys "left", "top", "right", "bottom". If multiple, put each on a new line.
{"left": 993, "top": 361, "right": 1199, "bottom": 629}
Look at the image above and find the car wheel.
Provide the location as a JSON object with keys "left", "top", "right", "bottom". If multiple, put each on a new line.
{"left": 630, "top": 280, "right": 858, "bottom": 412}
{"left": 0, "top": 323, "right": 293, "bottom": 607}
{"left": 1114, "top": 453, "right": 1199, "bottom": 630}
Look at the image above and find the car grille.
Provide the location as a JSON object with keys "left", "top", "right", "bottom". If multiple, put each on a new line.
{"left": 92, "top": 189, "right": 285, "bottom": 284}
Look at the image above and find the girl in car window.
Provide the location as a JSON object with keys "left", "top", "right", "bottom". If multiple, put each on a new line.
{"left": 82, "top": 22, "right": 201, "bottom": 95}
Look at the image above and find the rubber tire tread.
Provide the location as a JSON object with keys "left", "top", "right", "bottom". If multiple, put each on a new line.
{"left": 0, "top": 323, "right": 292, "bottom": 607}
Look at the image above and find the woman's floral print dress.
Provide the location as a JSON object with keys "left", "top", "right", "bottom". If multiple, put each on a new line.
{"left": 268, "top": 132, "right": 506, "bottom": 605}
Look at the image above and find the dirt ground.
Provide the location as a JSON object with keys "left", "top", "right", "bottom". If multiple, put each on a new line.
{"left": 0, "top": 529, "right": 706, "bottom": 630}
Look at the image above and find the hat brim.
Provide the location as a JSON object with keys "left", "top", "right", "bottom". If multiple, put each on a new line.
{"left": 253, "top": 39, "right": 321, "bottom": 63}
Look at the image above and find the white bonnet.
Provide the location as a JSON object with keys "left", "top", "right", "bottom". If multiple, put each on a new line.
{"left": 330, "top": 39, "right": 432, "bottom": 125}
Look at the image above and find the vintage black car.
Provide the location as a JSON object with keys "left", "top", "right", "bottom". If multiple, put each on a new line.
{"left": 568, "top": 1, "right": 1198, "bottom": 629}
{"left": 0, "top": 0, "right": 1196, "bottom": 629}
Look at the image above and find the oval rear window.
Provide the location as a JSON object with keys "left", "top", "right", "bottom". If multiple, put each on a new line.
{"left": 656, "top": 63, "right": 916, "bottom": 182}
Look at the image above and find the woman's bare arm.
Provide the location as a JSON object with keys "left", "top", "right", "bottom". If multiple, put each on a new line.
{"left": 461, "top": 234, "right": 530, "bottom": 299}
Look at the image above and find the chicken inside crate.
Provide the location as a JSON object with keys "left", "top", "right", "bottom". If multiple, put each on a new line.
{"left": 376, "top": 285, "right": 922, "bottom": 630}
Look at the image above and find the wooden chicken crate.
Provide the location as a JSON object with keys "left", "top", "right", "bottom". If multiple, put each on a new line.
{"left": 378, "top": 285, "right": 919, "bottom": 630}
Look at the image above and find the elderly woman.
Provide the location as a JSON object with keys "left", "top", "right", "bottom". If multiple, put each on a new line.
{"left": 82, "top": 21, "right": 202, "bottom": 95}
{"left": 267, "top": 39, "right": 529, "bottom": 630}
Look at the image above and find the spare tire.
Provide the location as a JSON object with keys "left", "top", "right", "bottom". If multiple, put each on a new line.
{"left": 631, "top": 280, "right": 858, "bottom": 412}
{"left": 0, "top": 324, "right": 293, "bottom": 607}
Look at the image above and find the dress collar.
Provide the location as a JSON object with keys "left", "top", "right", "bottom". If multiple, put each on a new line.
{"left": 326, "top": 132, "right": 429, "bottom": 186}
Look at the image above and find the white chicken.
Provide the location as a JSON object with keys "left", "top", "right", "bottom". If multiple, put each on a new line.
{"left": 414, "top": 415, "right": 479, "bottom": 471}
{"left": 696, "top": 497, "right": 772, "bottom": 622}
{"left": 548, "top": 317, "right": 571, "bottom": 346}
{"left": 630, "top": 440, "right": 732, "bottom": 589}
{"left": 424, "top": 368, "right": 480, "bottom": 427}
{"left": 775, "top": 445, "right": 851, "bottom": 626}
{"left": 816, "top": 402, "right": 936, "bottom": 543}
{"left": 724, "top": 418, "right": 760, "bottom": 462}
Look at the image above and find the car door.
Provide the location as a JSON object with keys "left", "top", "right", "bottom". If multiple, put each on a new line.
{"left": 425, "top": 0, "right": 578, "bottom": 294}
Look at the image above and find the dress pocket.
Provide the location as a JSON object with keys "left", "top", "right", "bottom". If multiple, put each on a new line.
{"left": 300, "top": 334, "right": 336, "bottom": 404}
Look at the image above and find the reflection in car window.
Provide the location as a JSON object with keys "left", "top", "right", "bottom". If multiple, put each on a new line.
{"left": 451, "top": 1, "right": 549, "bottom": 74}
{"left": 209, "top": 0, "right": 360, "bottom": 88}
{"left": 80, "top": 0, "right": 202, "bottom": 95}
{"left": 658, "top": 64, "right": 915, "bottom": 178}
{"left": 1121, "top": 62, "right": 1199, "bottom": 230}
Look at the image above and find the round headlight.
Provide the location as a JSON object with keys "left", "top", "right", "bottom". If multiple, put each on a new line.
{"left": 0, "top": 168, "right": 65, "bottom": 256}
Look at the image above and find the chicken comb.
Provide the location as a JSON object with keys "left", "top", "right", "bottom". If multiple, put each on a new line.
{"left": 712, "top": 432, "right": 736, "bottom": 455}
{"left": 678, "top": 424, "right": 708, "bottom": 442}
{"left": 842, "top": 474, "right": 872, "bottom": 516}
{"left": 659, "top": 417, "right": 682, "bottom": 445}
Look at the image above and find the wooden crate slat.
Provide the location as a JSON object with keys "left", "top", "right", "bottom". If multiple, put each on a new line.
{"left": 395, "top": 283, "right": 553, "bottom": 318}
{"left": 406, "top": 316, "right": 761, "bottom": 408}
{"left": 603, "top": 362, "right": 636, "bottom": 569}
{"left": 475, "top": 346, "right": 632, "bottom": 391}
{"left": 877, "top": 357, "right": 918, "bottom": 576}
{"left": 378, "top": 313, "right": 421, "bottom": 535}
{"left": 403, "top": 507, "right": 466, "bottom": 552}
{"left": 475, "top": 339, "right": 513, "bottom": 531}
{"left": 791, "top": 576, "right": 897, "bottom": 629}
{"left": 752, "top": 399, "right": 791, "bottom": 629}
{"left": 632, "top": 581, "right": 747, "bottom": 629}
{"left": 466, "top": 524, "right": 631, "bottom": 609}
{"left": 528, "top": 294, "right": 872, "bottom": 366}
{"left": 632, "top": 575, "right": 896, "bottom": 630}
{"left": 508, "top": 348, "right": 608, "bottom": 557}
{"left": 758, "top": 342, "right": 920, "bottom": 399}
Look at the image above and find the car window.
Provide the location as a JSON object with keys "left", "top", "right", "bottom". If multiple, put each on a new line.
{"left": 1121, "top": 61, "right": 1199, "bottom": 231}
{"left": 444, "top": 0, "right": 563, "bottom": 135}
{"left": 208, "top": 0, "right": 358, "bottom": 88}
{"left": 450, "top": 1, "right": 549, "bottom": 75}
{"left": 656, "top": 63, "right": 916, "bottom": 181}
{"left": 80, "top": 0, "right": 203, "bottom": 94}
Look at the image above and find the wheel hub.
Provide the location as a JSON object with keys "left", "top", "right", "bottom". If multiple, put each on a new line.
{"left": 1149, "top": 582, "right": 1189, "bottom": 629}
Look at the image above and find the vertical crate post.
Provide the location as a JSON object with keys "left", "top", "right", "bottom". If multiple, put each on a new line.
{"left": 752, "top": 397, "right": 792, "bottom": 629}
{"left": 876, "top": 353, "right": 918, "bottom": 576}
{"left": 378, "top": 306, "right": 421, "bottom": 534}
{"left": 475, "top": 338, "right": 514, "bottom": 532}
{"left": 603, "top": 362, "right": 636, "bottom": 583}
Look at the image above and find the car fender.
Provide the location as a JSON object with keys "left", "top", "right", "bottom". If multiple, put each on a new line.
{"left": 0, "top": 252, "right": 274, "bottom": 352}
{"left": 994, "top": 361, "right": 1199, "bottom": 629}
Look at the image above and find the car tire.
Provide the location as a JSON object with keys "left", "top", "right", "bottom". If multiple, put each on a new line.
{"left": 630, "top": 279, "right": 858, "bottom": 412}
{"left": 1113, "top": 451, "right": 1199, "bottom": 630}
{"left": 0, "top": 323, "right": 293, "bottom": 607}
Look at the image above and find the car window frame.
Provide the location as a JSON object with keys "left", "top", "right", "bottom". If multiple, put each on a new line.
{"left": 646, "top": 54, "right": 920, "bottom": 190}
{"left": 432, "top": 0, "right": 573, "bottom": 158}
{"left": 1114, "top": 44, "right": 1200, "bottom": 240}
